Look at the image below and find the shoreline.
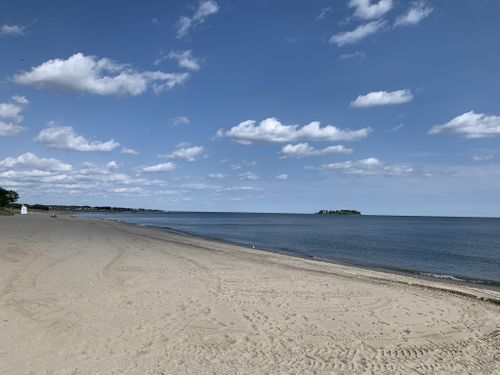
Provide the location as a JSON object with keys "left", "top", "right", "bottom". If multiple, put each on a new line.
{"left": 120, "top": 220, "right": 500, "bottom": 304}
{"left": 77, "top": 213, "right": 500, "bottom": 293}
{"left": 76, "top": 214, "right": 500, "bottom": 305}
{"left": 1, "top": 214, "right": 499, "bottom": 374}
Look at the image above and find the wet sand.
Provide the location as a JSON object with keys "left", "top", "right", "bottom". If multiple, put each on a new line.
{"left": 0, "top": 214, "right": 499, "bottom": 374}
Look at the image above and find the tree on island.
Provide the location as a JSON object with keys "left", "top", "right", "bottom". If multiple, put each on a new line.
{"left": 0, "top": 187, "right": 19, "bottom": 208}
{"left": 316, "top": 209, "right": 361, "bottom": 216}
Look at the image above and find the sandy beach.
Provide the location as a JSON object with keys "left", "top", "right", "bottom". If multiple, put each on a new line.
{"left": 0, "top": 215, "right": 499, "bottom": 374}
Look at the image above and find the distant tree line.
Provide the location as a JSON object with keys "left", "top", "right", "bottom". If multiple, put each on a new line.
{"left": 49, "top": 205, "right": 163, "bottom": 212}
{"left": 316, "top": 209, "right": 361, "bottom": 216}
{"left": 0, "top": 187, "right": 162, "bottom": 213}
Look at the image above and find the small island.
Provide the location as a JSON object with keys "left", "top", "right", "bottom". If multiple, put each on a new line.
{"left": 316, "top": 209, "right": 361, "bottom": 216}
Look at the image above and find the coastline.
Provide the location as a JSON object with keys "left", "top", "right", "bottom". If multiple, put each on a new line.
{"left": 103, "top": 217, "right": 500, "bottom": 303}
{"left": 78, "top": 212, "right": 500, "bottom": 292}
{"left": 1, "top": 214, "right": 499, "bottom": 374}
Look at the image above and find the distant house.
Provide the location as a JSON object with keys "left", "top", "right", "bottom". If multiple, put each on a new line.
{"left": 21, "top": 205, "right": 28, "bottom": 215}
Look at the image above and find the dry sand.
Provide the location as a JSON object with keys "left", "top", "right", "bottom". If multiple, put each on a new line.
{"left": 0, "top": 214, "right": 499, "bottom": 374}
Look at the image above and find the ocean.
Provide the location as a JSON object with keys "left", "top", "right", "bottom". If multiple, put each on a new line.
{"left": 77, "top": 212, "right": 500, "bottom": 286}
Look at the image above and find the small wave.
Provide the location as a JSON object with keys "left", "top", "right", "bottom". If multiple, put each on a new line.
{"left": 420, "top": 272, "right": 464, "bottom": 281}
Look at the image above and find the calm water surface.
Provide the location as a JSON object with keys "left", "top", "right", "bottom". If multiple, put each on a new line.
{"left": 78, "top": 212, "right": 500, "bottom": 285}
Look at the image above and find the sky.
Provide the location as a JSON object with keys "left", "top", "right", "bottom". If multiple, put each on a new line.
{"left": 1, "top": 0, "right": 500, "bottom": 216}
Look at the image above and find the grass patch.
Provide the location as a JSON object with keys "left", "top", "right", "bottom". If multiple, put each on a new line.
{"left": 0, "top": 208, "right": 15, "bottom": 216}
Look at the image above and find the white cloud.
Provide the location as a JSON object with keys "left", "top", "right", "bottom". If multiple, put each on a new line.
{"left": 0, "top": 95, "right": 29, "bottom": 136}
{"left": 141, "top": 162, "right": 176, "bottom": 173}
{"left": 316, "top": 7, "right": 333, "bottom": 20}
{"left": 11, "top": 95, "right": 29, "bottom": 105}
{"left": 279, "top": 143, "right": 352, "bottom": 159}
{"left": 330, "top": 20, "right": 385, "bottom": 46}
{"left": 239, "top": 172, "right": 259, "bottom": 180}
{"left": 351, "top": 89, "right": 413, "bottom": 107}
{"left": 0, "top": 103, "right": 23, "bottom": 121}
{"left": 79, "top": 161, "right": 121, "bottom": 175}
{"left": 0, "top": 153, "right": 72, "bottom": 172}
{"left": 106, "top": 161, "right": 119, "bottom": 169}
{"left": 0, "top": 121, "right": 25, "bottom": 136}
{"left": 35, "top": 123, "right": 120, "bottom": 152}
{"left": 276, "top": 174, "right": 288, "bottom": 180}
{"left": 395, "top": 1, "right": 433, "bottom": 27}
{"left": 217, "top": 117, "right": 372, "bottom": 145}
{"left": 112, "top": 187, "right": 143, "bottom": 193}
{"left": 349, "top": 0, "right": 393, "bottom": 20}
{"left": 168, "top": 50, "right": 201, "bottom": 71}
{"left": 181, "top": 183, "right": 218, "bottom": 190}
{"left": 162, "top": 145, "right": 205, "bottom": 162}
{"left": 389, "top": 123, "right": 405, "bottom": 132}
{"left": 472, "top": 154, "right": 493, "bottom": 162}
{"left": 1, "top": 24, "right": 26, "bottom": 36}
{"left": 170, "top": 116, "right": 190, "bottom": 127}
{"left": 428, "top": 111, "right": 500, "bottom": 139}
{"left": 121, "top": 147, "right": 139, "bottom": 156}
{"left": 14, "top": 53, "right": 189, "bottom": 96}
{"left": 338, "top": 51, "right": 366, "bottom": 60}
{"left": 0, "top": 156, "right": 166, "bottom": 198}
{"left": 308, "top": 157, "right": 414, "bottom": 176}
{"left": 208, "top": 173, "right": 226, "bottom": 179}
{"left": 176, "top": 0, "right": 219, "bottom": 39}
{"left": 230, "top": 160, "right": 257, "bottom": 171}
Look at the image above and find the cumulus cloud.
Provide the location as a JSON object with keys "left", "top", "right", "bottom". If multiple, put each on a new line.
{"left": 348, "top": 0, "right": 393, "bottom": 20}
{"left": 0, "top": 122, "right": 23, "bottom": 136}
{"left": 161, "top": 145, "right": 205, "bottom": 162}
{"left": 121, "top": 147, "right": 139, "bottom": 156}
{"left": 0, "top": 95, "right": 29, "bottom": 136}
{"left": 428, "top": 111, "right": 500, "bottom": 139}
{"left": 307, "top": 157, "right": 414, "bottom": 176}
{"left": 395, "top": 1, "right": 433, "bottom": 27}
{"left": 168, "top": 50, "right": 201, "bottom": 71}
{"left": 217, "top": 117, "right": 371, "bottom": 145}
{"left": 276, "top": 174, "right": 288, "bottom": 180}
{"left": 141, "top": 162, "right": 176, "bottom": 173}
{"left": 1, "top": 24, "right": 26, "bottom": 36}
{"left": 11, "top": 95, "right": 29, "bottom": 105}
{"left": 0, "top": 153, "right": 72, "bottom": 172}
{"left": 35, "top": 123, "right": 120, "bottom": 152}
{"left": 238, "top": 172, "right": 259, "bottom": 180}
{"left": 169, "top": 116, "right": 190, "bottom": 127}
{"left": 176, "top": 0, "right": 219, "bottom": 39}
{"left": 351, "top": 89, "right": 413, "bottom": 107}
{"left": 13, "top": 53, "right": 189, "bottom": 96}
{"left": 0, "top": 155, "right": 166, "bottom": 198}
{"left": 279, "top": 143, "right": 352, "bottom": 159}
{"left": 330, "top": 20, "right": 385, "bottom": 46}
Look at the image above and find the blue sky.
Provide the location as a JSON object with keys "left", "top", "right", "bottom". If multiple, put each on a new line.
{"left": 1, "top": 0, "right": 500, "bottom": 216}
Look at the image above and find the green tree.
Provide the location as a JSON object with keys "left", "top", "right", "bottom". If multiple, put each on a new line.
{"left": 0, "top": 187, "right": 19, "bottom": 207}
